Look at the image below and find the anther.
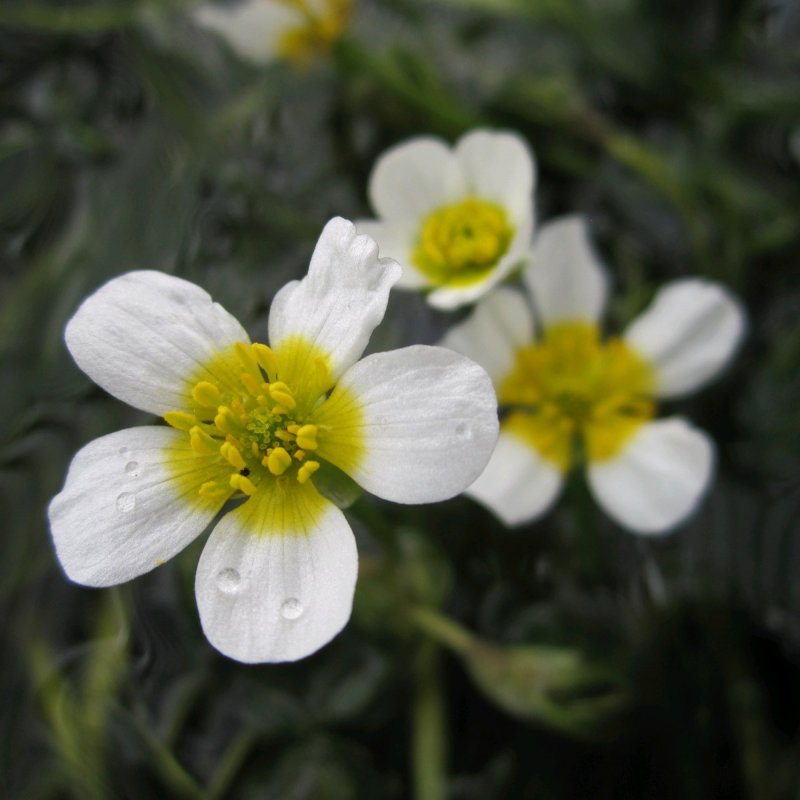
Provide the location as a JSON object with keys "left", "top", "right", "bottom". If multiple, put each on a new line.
{"left": 190, "top": 426, "right": 218, "bottom": 455}
{"left": 220, "top": 441, "right": 246, "bottom": 470}
{"left": 296, "top": 424, "right": 318, "bottom": 450}
{"left": 297, "top": 460, "right": 320, "bottom": 484}
{"left": 230, "top": 473, "right": 257, "bottom": 496}
{"left": 199, "top": 480, "right": 230, "bottom": 501}
{"left": 214, "top": 408, "right": 235, "bottom": 434}
{"left": 240, "top": 373, "right": 260, "bottom": 396}
{"left": 268, "top": 381, "right": 296, "bottom": 410}
{"left": 267, "top": 447, "right": 292, "bottom": 476}
{"left": 314, "top": 357, "right": 331, "bottom": 393}
{"left": 164, "top": 411, "right": 197, "bottom": 431}
{"left": 192, "top": 381, "right": 221, "bottom": 408}
{"left": 252, "top": 343, "right": 279, "bottom": 377}
{"left": 235, "top": 341, "right": 259, "bottom": 373}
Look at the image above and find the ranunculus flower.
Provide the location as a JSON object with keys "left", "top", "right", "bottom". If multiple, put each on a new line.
{"left": 193, "top": 0, "right": 351, "bottom": 67}
{"left": 49, "top": 218, "right": 498, "bottom": 662}
{"left": 356, "top": 129, "right": 536, "bottom": 310}
{"left": 442, "top": 215, "right": 745, "bottom": 534}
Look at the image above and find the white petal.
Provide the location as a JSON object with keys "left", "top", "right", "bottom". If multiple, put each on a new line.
{"left": 426, "top": 215, "right": 533, "bottom": 310}
{"left": 439, "top": 287, "right": 534, "bottom": 384}
{"left": 195, "top": 481, "right": 357, "bottom": 663}
{"left": 587, "top": 417, "right": 714, "bottom": 535}
{"left": 65, "top": 271, "right": 250, "bottom": 416}
{"left": 268, "top": 218, "right": 402, "bottom": 381}
{"left": 353, "top": 219, "right": 428, "bottom": 288}
{"left": 193, "top": 0, "right": 299, "bottom": 65}
{"left": 316, "top": 345, "right": 499, "bottom": 504}
{"left": 525, "top": 215, "right": 608, "bottom": 327}
{"left": 368, "top": 137, "right": 466, "bottom": 230}
{"left": 466, "top": 431, "right": 563, "bottom": 526}
{"left": 48, "top": 427, "right": 230, "bottom": 587}
{"left": 454, "top": 129, "right": 536, "bottom": 223}
{"left": 623, "top": 279, "right": 746, "bottom": 398}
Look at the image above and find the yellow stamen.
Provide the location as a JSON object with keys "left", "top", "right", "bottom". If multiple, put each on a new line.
{"left": 314, "top": 356, "right": 331, "bottom": 393}
{"left": 297, "top": 460, "right": 320, "bottom": 484}
{"left": 268, "top": 381, "right": 297, "bottom": 410}
{"left": 214, "top": 408, "right": 236, "bottom": 434}
{"left": 190, "top": 426, "right": 218, "bottom": 455}
{"left": 192, "top": 381, "right": 221, "bottom": 408}
{"left": 164, "top": 411, "right": 196, "bottom": 431}
{"left": 252, "top": 343, "right": 279, "bottom": 376}
{"left": 165, "top": 336, "right": 364, "bottom": 506}
{"left": 235, "top": 341, "right": 259, "bottom": 373}
{"left": 240, "top": 372, "right": 260, "bottom": 396}
{"left": 267, "top": 447, "right": 293, "bottom": 476}
{"left": 199, "top": 480, "right": 230, "bottom": 502}
{"left": 220, "top": 441, "right": 246, "bottom": 470}
{"left": 230, "top": 473, "right": 257, "bottom": 496}
{"left": 412, "top": 197, "right": 513, "bottom": 287}
{"left": 498, "top": 322, "right": 655, "bottom": 469}
{"left": 295, "top": 424, "right": 318, "bottom": 451}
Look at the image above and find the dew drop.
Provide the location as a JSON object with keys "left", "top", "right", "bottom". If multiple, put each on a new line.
{"left": 116, "top": 492, "right": 136, "bottom": 513}
{"left": 280, "top": 597, "right": 304, "bottom": 620}
{"left": 216, "top": 567, "right": 241, "bottom": 594}
{"left": 118, "top": 446, "right": 129, "bottom": 456}
{"left": 125, "top": 461, "right": 141, "bottom": 477}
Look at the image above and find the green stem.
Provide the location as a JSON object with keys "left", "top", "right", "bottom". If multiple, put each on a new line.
{"left": 568, "top": 470, "right": 601, "bottom": 581}
{"left": 411, "top": 606, "right": 474, "bottom": 655}
{"left": 412, "top": 639, "right": 447, "bottom": 800}
{"left": 207, "top": 729, "right": 259, "bottom": 800}
{"left": 128, "top": 710, "right": 208, "bottom": 800}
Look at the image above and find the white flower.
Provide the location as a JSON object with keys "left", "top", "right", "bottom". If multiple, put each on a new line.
{"left": 193, "top": 0, "right": 351, "bottom": 67}
{"left": 48, "top": 218, "right": 498, "bottom": 662}
{"left": 442, "top": 215, "right": 745, "bottom": 535}
{"left": 356, "top": 129, "right": 536, "bottom": 311}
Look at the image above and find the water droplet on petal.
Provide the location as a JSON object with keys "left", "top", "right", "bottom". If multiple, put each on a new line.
{"left": 216, "top": 567, "right": 241, "bottom": 594}
{"left": 125, "top": 461, "right": 141, "bottom": 477}
{"left": 455, "top": 423, "right": 472, "bottom": 440}
{"left": 280, "top": 597, "right": 304, "bottom": 620}
{"left": 116, "top": 492, "right": 136, "bottom": 513}
{"left": 119, "top": 446, "right": 129, "bottom": 456}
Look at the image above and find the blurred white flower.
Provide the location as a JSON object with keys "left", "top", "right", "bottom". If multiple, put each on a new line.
{"left": 49, "top": 218, "right": 498, "bottom": 663}
{"left": 356, "top": 129, "right": 536, "bottom": 310}
{"left": 442, "top": 215, "right": 745, "bottom": 535}
{"left": 193, "top": 0, "right": 351, "bottom": 67}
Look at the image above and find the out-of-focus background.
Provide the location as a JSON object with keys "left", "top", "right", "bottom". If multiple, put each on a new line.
{"left": 1, "top": 0, "right": 799, "bottom": 797}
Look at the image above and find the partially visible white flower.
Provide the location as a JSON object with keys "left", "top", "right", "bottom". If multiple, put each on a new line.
{"left": 442, "top": 215, "right": 745, "bottom": 535}
{"left": 49, "top": 218, "right": 498, "bottom": 663}
{"left": 193, "top": 0, "right": 351, "bottom": 67}
{"left": 356, "top": 129, "right": 536, "bottom": 311}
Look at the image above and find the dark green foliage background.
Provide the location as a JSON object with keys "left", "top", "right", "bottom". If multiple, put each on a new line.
{"left": 1, "top": 0, "right": 799, "bottom": 797}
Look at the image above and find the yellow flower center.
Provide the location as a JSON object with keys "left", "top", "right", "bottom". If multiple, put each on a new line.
{"left": 498, "top": 322, "right": 655, "bottom": 470}
{"left": 276, "top": 0, "right": 352, "bottom": 67}
{"left": 164, "top": 337, "right": 362, "bottom": 503}
{"left": 412, "top": 198, "right": 514, "bottom": 286}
